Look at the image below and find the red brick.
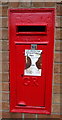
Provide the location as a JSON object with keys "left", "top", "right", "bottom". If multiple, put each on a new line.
{"left": 2, "top": 112, "right": 11, "bottom": 118}
{"left": 2, "top": 51, "right": 9, "bottom": 61}
{"left": 0, "top": 102, "right": 2, "bottom": 110}
{"left": 2, "top": 5, "right": 8, "bottom": 17}
{"left": 0, "top": 28, "right": 8, "bottom": 40}
{"left": 53, "top": 84, "right": 60, "bottom": 94}
{"left": 2, "top": 92, "right": 9, "bottom": 101}
{"left": 56, "top": 3, "right": 62, "bottom": 16}
{"left": 2, "top": 101, "right": 9, "bottom": 110}
{"left": 0, "top": 62, "right": 2, "bottom": 72}
{"left": 56, "top": 16, "right": 62, "bottom": 28}
{"left": 9, "top": 112, "right": 22, "bottom": 118}
{"left": 0, "top": 17, "right": 2, "bottom": 27}
{"left": 0, "top": 82, "right": 2, "bottom": 91}
{"left": 2, "top": 40, "right": 9, "bottom": 51}
{"left": 54, "top": 52, "right": 62, "bottom": 63}
{"left": 2, "top": 82, "right": 9, "bottom": 91}
{"left": 0, "top": 1, "right": 2, "bottom": 5}
{"left": 0, "top": 112, "right": 2, "bottom": 119}
{"left": 24, "top": 113, "right": 36, "bottom": 118}
{"left": 0, "top": 52, "right": 2, "bottom": 61}
{"left": 44, "top": 2, "right": 55, "bottom": 7}
{"left": 2, "top": 112, "right": 22, "bottom": 118}
{"left": 2, "top": 62, "right": 9, "bottom": 72}
{"left": 54, "top": 74, "right": 61, "bottom": 84}
{"left": 19, "top": 2, "right": 31, "bottom": 7}
{"left": 0, "top": 73, "right": 2, "bottom": 82}
{"left": 2, "top": 72, "right": 9, "bottom": 82}
{"left": 8, "top": 2, "right": 19, "bottom": 8}
{"left": 61, "top": 96, "right": 62, "bottom": 104}
{"left": 52, "top": 104, "right": 60, "bottom": 114}
{"left": 55, "top": 28, "right": 62, "bottom": 40}
{"left": 2, "top": 28, "right": 8, "bottom": 40}
{"left": 2, "top": 17, "right": 8, "bottom": 28}
{"left": 53, "top": 94, "right": 60, "bottom": 104}
{"left": 55, "top": 40, "right": 62, "bottom": 51}
{"left": 38, "top": 114, "right": 60, "bottom": 118}
{"left": 0, "top": 41, "right": 2, "bottom": 51}
{"left": 0, "top": 6, "right": 2, "bottom": 17}
{"left": 0, "top": 91, "right": 2, "bottom": 101}
{"left": 31, "top": 2, "right": 45, "bottom": 7}
{"left": 54, "top": 63, "right": 61, "bottom": 73}
{"left": 60, "top": 41, "right": 62, "bottom": 51}
{"left": 0, "top": 29, "right": 2, "bottom": 40}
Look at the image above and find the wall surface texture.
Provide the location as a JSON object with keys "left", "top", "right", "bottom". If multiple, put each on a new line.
{"left": 0, "top": 0, "right": 62, "bottom": 119}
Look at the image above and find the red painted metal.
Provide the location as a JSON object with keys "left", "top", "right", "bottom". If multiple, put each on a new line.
{"left": 9, "top": 8, "right": 55, "bottom": 114}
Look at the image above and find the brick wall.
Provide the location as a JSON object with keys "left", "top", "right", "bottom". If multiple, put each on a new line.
{"left": 1, "top": 1, "right": 62, "bottom": 119}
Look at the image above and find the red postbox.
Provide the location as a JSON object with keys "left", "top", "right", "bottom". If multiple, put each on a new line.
{"left": 9, "top": 8, "right": 55, "bottom": 114}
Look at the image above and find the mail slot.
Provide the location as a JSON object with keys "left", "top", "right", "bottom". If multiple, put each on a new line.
{"left": 9, "top": 8, "right": 55, "bottom": 114}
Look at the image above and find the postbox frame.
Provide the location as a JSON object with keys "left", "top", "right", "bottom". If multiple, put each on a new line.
{"left": 9, "top": 8, "right": 55, "bottom": 114}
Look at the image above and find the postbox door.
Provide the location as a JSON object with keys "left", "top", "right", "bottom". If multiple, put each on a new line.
{"left": 9, "top": 8, "right": 55, "bottom": 114}
{"left": 14, "top": 43, "right": 48, "bottom": 107}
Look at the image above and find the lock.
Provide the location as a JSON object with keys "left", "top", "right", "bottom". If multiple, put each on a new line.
{"left": 31, "top": 44, "right": 37, "bottom": 50}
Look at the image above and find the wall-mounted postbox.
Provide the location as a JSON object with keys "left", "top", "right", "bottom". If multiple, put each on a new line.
{"left": 9, "top": 8, "right": 55, "bottom": 114}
